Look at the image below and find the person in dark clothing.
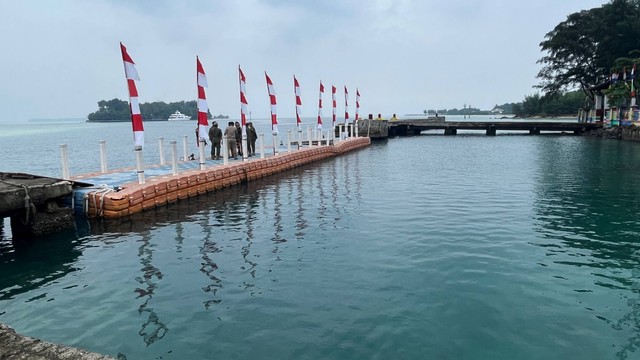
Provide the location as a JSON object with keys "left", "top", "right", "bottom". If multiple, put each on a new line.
{"left": 208, "top": 121, "right": 222, "bottom": 160}
{"left": 235, "top": 121, "right": 243, "bottom": 156}
{"left": 247, "top": 122, "right": 258, "bottom": 156}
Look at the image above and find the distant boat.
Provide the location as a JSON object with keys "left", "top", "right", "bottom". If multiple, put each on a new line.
{"left": 168, "top": 111, "right": 191, "bottom": 121}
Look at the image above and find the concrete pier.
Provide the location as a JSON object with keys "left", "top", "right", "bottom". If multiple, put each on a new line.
{"left": 0, "top": 323, "right": 115, "bottom": 360}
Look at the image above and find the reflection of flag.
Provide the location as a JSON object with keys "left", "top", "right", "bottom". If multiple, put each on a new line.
{"left": 344, "top": 86, "right": 349, "bottom": 122}
{"left": 239, "top": 66, "right": 249, "bottom": 131}
{"left": 331, "top": 85, "right": 337, "bottom": 128}
{"left": 120, "top": 42, "right": 143, "bottom": 147}
{"left": 265, "top": 72, "right": 278, "bottom": 134}
{"left": 196, "top": 56, "right": 209, "bottom": 146}
{"left": 317, "top": 81, "right": 324, "bottom": 130}
{"left": 294, "top": 76, "right": 302, "bottom": 128}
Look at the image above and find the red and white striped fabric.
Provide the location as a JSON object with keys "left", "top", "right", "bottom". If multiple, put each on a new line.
{"left": 332, "top": 85, "right": 337, "bottom": 128}
{"left": 317, "top": 81, "right": 324, "bottom": 130}
{"left": 294, "top": 75, "right": 302, "bottom": 129}
{"left": 239, "top": 66, "right": 249, "bottom": 130}
{"left": 196, "top": 56, "right": 209, "bottom": 145}
{"left": 344, "top": 86, "right": 350, "bottom": 122}
{"left": 265, "top": 72, "right": 278, "bottom": 134}
{"left": 355, "top": 88, "right": 360, "bottom": 120}
{"left": 120, "top": 42, "right": 144, "bottom": 147}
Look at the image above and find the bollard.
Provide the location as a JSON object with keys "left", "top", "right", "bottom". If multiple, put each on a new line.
{"left": 134, "top": 145, "right": 145, "bottom": 184}
{"left": 222, "top": 137, "right": 229, "bottom": 166}
{"left": 99, "top": 140, "right": 108, "bottom": 173}
{"left": 170, "top": 140, "right": 178, "bottom": 175}
{"left": 182, "top": 135, "right": 188, "bottom": 161}
{"left": 287, "top": 130, "right": 292, "bottom": 153}
{"left": 259, "top": 133, "right": 265, "bottom": 159}
{"left": 198, "top": 139, "right": 206, "bottom": 170}
{"left": 60, "top": 144, "right": 70, "bottom": 180}
{"left": 159, "top": 137, "right": 165, "bottom": 165}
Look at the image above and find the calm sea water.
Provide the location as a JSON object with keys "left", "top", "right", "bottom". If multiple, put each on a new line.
{"left": 1, "top": 118, "right": 640, "bottom": 359}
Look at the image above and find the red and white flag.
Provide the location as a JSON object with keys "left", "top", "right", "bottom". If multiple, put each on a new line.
{"left": 344, "top": 86, "right": 350, "bottom": 122}
{"left": 265, "top": 72, "right": 278, "bottom": 134}
{"left": 196, "top": 56, "right": 209, "bottom": 145}
{"left": 120, "top": 43, "right": 144, "bottom": 147}
{"left": 239, "top": 66, "right": 249, "bottom": 133}
{"left": 355, "top": 88, "right": 360, "bottom": 120}
{"left": 332, "top": 85, "right": 337, "bottom": 128}
{"left": 294, "top": 75, "right": 302, "bottom": 129}
{"left": 317, "top": 81, "right": 324, "bottom": 130}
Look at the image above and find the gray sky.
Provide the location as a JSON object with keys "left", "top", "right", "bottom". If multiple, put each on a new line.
{"left": 0, "top": 0, "right": 606, "bottom": 122}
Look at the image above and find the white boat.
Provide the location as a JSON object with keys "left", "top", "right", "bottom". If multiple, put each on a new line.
{"left": 168, "top": 111, "right": 191, "bottom": 121}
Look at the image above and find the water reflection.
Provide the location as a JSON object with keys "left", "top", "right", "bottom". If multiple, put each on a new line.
{"left": 0, "top": 230, "right": 81, "bottom": 303}
{"left": 199, "top": 214, "right": 222, "bottom": 310}
{"left": 533, "top": 137, "right": 640, "bottom": 359}
{"left": 135, "top": 232, "right": 168, "bottom": 346}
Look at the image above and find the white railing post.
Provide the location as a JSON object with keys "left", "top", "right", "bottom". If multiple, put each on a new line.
{"left": 287, "top": 130, "right": 292, "bottom": 152}
{"left": 170, "top": 140, "right": 178, "bottom": 175}
{"left": 158, "top": 137, "right": 165, "bottom": 165}
{"left": 60, "top": 144, "right": 70, "bottom": 180}
{"left": 259, "top": 133, "right": 265, "bottom": 159}
{"left": 182, "top": 135, "right": 188, "bottom": 161}
{"left": 99, "top": 140, "right": 108, "bottom": 173}
{"left": 272, "top": 132, "right": 278, "bottom": 155}
{"left": 242, "top": 133, "right": 248, "bottom": 161}
{"left": 198, "top": 139, "right": 206, "bottom": 170}
{"left": 307, "top": 126, "right": 313, "bottom": 147}
{"left": 134, "top": 145, "right": 145, "bottom": 184}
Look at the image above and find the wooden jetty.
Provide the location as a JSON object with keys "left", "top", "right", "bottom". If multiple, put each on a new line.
{"left": 387, "top": 117, "right": 602, "bottom": 136}
{"left": 72, "top": 137, "right": 370, "bottom": 219}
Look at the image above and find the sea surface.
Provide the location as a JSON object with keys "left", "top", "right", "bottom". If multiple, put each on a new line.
{"left": 1, "top": 117, "right": 640, "bottom": 359}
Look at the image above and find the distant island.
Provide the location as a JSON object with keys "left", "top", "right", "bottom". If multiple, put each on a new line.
{"left": 87, "top": 98, "right": 228, "bottom": 122}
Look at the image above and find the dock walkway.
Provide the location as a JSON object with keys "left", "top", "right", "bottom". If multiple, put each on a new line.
{"left": 71, "top": 137, "right": 370, "bottom": 219}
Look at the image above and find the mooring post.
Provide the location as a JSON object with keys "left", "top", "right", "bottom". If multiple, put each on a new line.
{"left": 272, "top": 132, "right": 278, "bottom": 155}
{"left": 259, "top": 133, "right": 265, "bottom": 159}
{"left": 222, "top": 137, "right": 229, "bottom": 165}
{"left": 134, "top": 145, "right": 145, "bottom": 184}
{"left": 158, "top": 137, "right": 165, "bottom": 165}
{"left": 99, "top": 140, "right": 108, "bottom": 173}
{"left": 170, "top": 140, "right": 178, "bottom": 175}
{"left": 287, "top": 130, "right": 292, "bottom": 153}
{"left": 60, "top": 144, "right": 70, "bottom": 180}
{"left": 198, "top": 139, "right": 206, "bottom": 170}
{"left": 182, "top": 135, "right": 188, "bottom": 161}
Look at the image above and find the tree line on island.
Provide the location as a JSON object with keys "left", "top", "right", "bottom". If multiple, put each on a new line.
{"left": 87, "top": 98, "right": 229, "bottom": 121}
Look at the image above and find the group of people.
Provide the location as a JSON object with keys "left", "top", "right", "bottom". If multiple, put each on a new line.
{"left": 206, "top": 121, "right": 258, "bottom": 160}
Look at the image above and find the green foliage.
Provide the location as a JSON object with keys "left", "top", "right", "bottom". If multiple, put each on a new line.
{"left": 87, "top": 99, "right": 216, "bottom": 121}
{"left": 537, "top": 0, "right": 640, "bottom": 100}
{"left": 513, "top": 91, "right": 586, "bottom": 117}
{"left": 602, "top": 54, "right": 639, "bottom": 107}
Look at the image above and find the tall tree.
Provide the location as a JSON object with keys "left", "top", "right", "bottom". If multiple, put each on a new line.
{"left": 536, "top": 0, "right": 640, "bottom": 103}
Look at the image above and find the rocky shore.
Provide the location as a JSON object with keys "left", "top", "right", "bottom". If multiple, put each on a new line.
{"left": 583, "top": 125, "right": 640, "bottom": 141}
{"left": 0, "top": 323, "right": 114, "bottom": 360}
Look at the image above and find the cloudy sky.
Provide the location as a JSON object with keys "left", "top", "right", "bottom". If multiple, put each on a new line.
{"left": 0, "top": 0, "right": 606, "bottom": 123}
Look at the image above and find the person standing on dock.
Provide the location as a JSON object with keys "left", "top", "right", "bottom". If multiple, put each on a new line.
{"left": 247, "top": 122, "right": 257, "bottom": 156}
{"left": 225, "top": 121, "right": 238, "bottom": 159}
{"left": 234, "top": 121, "right": 243, "bottom": 157}
{"left": 208, "top": 121, "right": 222, "bottom": 160}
